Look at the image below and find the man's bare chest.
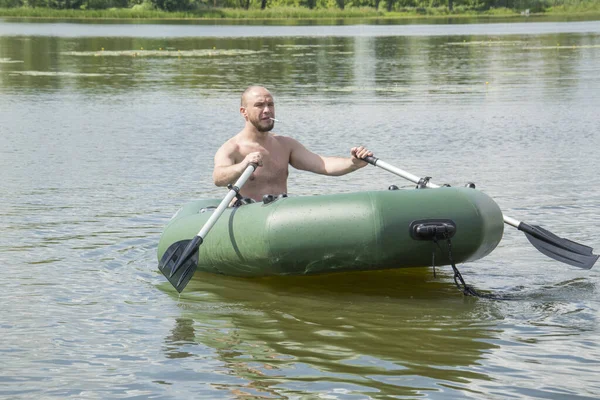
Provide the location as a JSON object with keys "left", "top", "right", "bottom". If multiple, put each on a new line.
{"left": 237, "top": 141, "right": 290, "bottom": 180}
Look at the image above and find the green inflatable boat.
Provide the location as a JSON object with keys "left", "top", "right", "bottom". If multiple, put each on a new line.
{"left": 157, "top": 187, "right": 504, "bottom": 278}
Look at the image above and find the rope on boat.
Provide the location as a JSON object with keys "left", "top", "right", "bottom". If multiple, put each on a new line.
{"left": 432, "top": 233, "right": 511, "bottom": 300}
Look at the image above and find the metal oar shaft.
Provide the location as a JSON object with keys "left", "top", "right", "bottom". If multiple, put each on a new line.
{"left": 196, "top": 163, "right": 256, "bottom": 239}
{"left": 366, "top": 157, "right": 440, "bottom": 188}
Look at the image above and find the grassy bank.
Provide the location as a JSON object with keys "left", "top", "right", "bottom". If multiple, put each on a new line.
{"left": 0, "top": 5, "right": 599, "bottom": 20}
{"left": 0, "top": 6, "right": 512, "bottom": 19}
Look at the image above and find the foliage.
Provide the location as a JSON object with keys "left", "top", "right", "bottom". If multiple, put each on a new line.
{"left": 546, "top": 0, "right": 600, "bottom": 13}
{"left": 0, "top": 0, "right": 599, "bottom": 14}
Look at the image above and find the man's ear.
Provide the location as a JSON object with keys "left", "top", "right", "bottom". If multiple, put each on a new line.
{"left": 240, "top": 106, "right": 248, "bottom": 119}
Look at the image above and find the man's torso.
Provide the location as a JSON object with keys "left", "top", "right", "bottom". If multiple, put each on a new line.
{"left": 233, "top": 135, "right": 290, "bottom": 200}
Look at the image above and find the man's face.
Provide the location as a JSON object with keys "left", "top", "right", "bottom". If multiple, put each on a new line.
{"left": 242, "top": 89, "right": 275, "bottom": 132}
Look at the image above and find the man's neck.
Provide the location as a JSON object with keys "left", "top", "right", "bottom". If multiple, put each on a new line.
{"left": 240, "top": 126, "right": 270, "bottom": 143}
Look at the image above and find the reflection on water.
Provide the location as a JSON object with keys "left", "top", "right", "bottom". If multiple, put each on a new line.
{"left": 159, "top": 272, "right": 600, "bottom": 397}
{"left": 1, "top": 20, "right": 599, "bottom": 399}
{"left": 162, "top": 270, "right": 499, "bottom": 398}
{"left": 2, "top": 30, "right": 600, "bottom": 105}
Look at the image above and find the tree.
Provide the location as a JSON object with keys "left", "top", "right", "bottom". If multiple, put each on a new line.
{"left": 152, "top": 0, "right": 190, "bottom": 11}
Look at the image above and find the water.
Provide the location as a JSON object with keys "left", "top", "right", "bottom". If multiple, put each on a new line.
{"left": 1, "top": 19, "right": 600, "bottom": 399}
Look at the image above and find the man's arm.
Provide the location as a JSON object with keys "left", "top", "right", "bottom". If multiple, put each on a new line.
{"left": 287, "top": 138, "right": 372, "bottom": 176}
{"left": 213, "top": 143, "right": 262, "bottom": 187}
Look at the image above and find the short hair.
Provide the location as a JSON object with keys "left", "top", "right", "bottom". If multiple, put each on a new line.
{"left": 241, "top": 85, "right": 270, "bottom": 107}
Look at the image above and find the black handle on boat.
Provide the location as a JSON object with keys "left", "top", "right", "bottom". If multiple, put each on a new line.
{"left": 364, "top": 156, "right": 598, "bottom": 269}
{"left": 158, "top": 163, "right": 258, "bottom": 292}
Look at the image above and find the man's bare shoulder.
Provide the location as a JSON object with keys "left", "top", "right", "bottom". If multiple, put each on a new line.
{"left": 216, "top": 135, "right": 241, "bottom": 153}
{"left": 214, "top": 136, "right": 242, "bottom": 165}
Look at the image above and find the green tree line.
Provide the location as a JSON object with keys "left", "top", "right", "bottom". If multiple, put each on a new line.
{"left": 0, "top": 0, "right": 597, "bottom": 14}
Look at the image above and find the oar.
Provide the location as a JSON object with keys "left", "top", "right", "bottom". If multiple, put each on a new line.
{"left": 364, "top": 156, "right": 598, "bottom": 270}
{"left": 159, "top": 163, "right": 257, "bottom": 292}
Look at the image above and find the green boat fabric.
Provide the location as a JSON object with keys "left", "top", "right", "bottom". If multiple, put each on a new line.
{"left": 157, "top": 188, "right": 504, "bottom": 277}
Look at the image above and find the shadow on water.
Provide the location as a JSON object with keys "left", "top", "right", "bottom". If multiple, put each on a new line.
{"left": 158, "top": 268, "right": 504, "bottom": 398}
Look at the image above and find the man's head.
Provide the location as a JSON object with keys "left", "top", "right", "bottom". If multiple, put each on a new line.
{"left": 240, "top": 85, "right": 275, "bottom": 133}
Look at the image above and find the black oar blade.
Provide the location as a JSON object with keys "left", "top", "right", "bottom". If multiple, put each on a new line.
{"left": 529, "top": 224, "right": 594, "bottom": 255}
{"left": 521, "top": 224, "right": 598, "bottom": 269}
{"left": 158, "top": 239, "right": 200, "bottom": 292}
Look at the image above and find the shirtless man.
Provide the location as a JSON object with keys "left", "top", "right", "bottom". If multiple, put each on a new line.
{"left": 213, "top": 85, "right": 373, "bottom": 201}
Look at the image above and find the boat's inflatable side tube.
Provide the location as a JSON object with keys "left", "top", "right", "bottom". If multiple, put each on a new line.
{"left": 157, "top": 188, "right": 504, "bottom": 277}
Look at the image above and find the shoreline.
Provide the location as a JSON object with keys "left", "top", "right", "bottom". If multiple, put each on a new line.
{"left": 1, "top": 7, "right": 600, "bottom": 21}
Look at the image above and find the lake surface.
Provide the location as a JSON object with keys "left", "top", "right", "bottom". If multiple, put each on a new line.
{"left": 1, "top": 19, "right": 600, "bottom": 399}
